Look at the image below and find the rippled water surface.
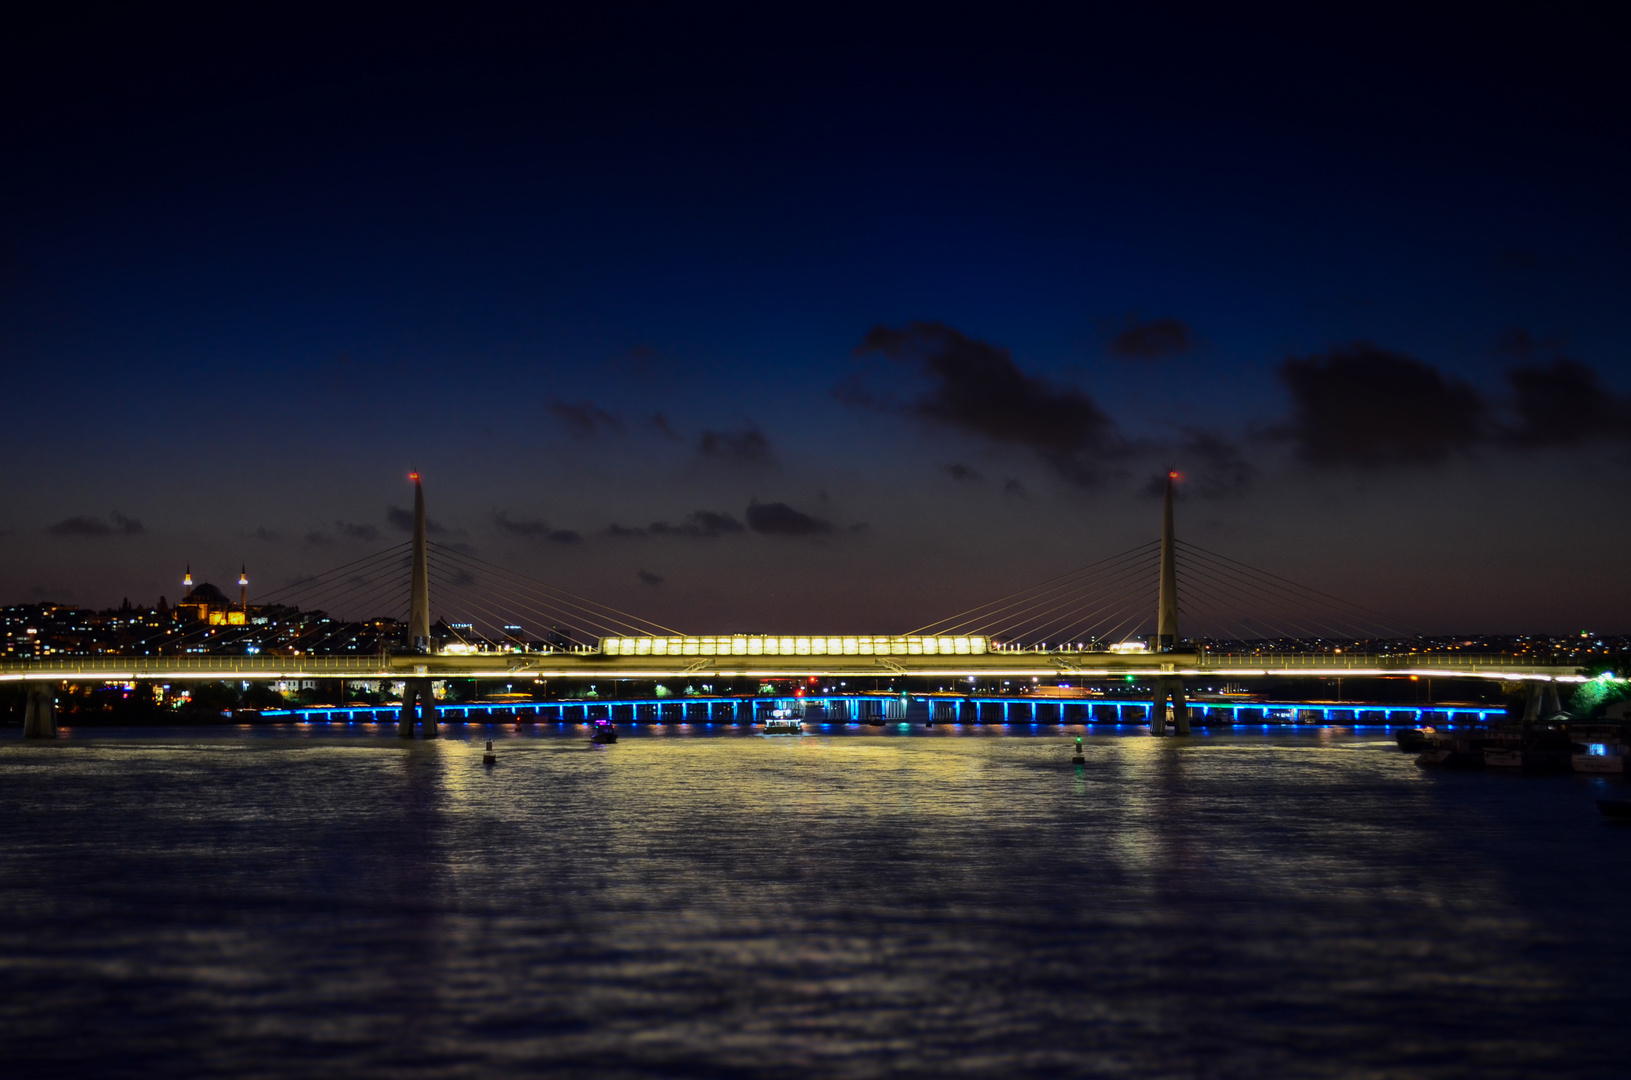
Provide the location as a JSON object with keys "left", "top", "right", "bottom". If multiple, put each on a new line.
{"left": 4, "top": 724, "right": 1630, "bottom": 1078}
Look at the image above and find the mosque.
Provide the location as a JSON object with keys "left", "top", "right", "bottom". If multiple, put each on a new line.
{"left": 176, "top": 565, "right": 250, "bottom": 626}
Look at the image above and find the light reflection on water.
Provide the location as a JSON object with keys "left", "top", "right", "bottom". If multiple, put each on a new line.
{"left": 2, "top": 725, "right": 1628, "bottom": 1078}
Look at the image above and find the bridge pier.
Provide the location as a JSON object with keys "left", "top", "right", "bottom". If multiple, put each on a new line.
{"left": 1149, "top": 677, "right": 1188, "bottom": 736}
{"left": 398, "top": 678, "right": 438, "bottom": 738}
{"left": 22, "top": 683, "right": 57, "bottom": 739}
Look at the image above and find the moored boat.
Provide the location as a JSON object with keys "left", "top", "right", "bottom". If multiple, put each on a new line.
{"left": 1395, "top": 726, "right": 1435, "bottom": 752}
{"left": 1572, "top": 743, "right": 1626, "bottom": 774}
{"left": 1415, "top": 731, "right": 1488, "bottom": 769}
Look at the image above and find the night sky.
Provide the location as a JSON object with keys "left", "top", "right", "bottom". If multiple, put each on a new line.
{"left": 3, "top": 3, "right": 1627, "bottom": 635}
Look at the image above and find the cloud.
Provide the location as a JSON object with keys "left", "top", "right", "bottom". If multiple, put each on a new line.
{"left": 546, "top": 397, "right": 623, "bottom": 439}
{"left": 650, "top": 413, "right": 682, "bottom": 441}
{"left": 637, "top": 569, "right": 665, "bottom": 586}
{"left": 249, "top": 526, "right": 281, "bottom": 542}
{"left": 650, "top": 510, "right": 746, "bottom": 538}
{"left": 746, "top": 500, "right": 833, "bottom": 536}
{"left": 943, "top": 462, "right": 984, "bottom": 482}
{"left": 852, "top": 321, "right": 1125, "bottom": 485}
{"left": 602, "top": 510, "right": 746, "bottom": 539}
{"left": 387, "top": 505, "right": 446, "bottom": 534}
{"left": 494, "top": 512, "right": 582, "bottom": 543}
{"left": 698, "top": 427, "right": 773, "bottom": 465}
{"left": 338, "top": 521, "right": 380, "bottom": 542}
{"left": 1496, "top": 326, "right": 1565, "bottom": 360}
{"left": 306, "top": 531, "right": 334, "bottom": 546}
{"left": 1002, "top": 478, "right": 1029, "bottom": 499}
{"left": 1503, "top": 360, "right": 1631, "bottom": 448}
{"left": 47, "top": 512, "right": 144, "bottom": 537}
{"left": 1108, "top": 316, "right": 1194, "bottom": 360}
{"left": 1274, "top": 342, "right": 1486, "bottom": 467}
{"left": 1144, "top": 432, "right": 1255, "bottom": 499}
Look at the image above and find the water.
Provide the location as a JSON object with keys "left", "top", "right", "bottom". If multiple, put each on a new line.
{"left": 3, "top": 724, "right": 1629, "bottom": 1078}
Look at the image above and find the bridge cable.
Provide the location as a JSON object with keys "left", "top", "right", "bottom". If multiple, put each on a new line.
{"left": 428, "top": 542, "right": 685, "bottom": 637}
{"left": 1173, "top": 555, "right": 1361, "bottom": 642}
{"left": 426, "top": 564, "right": 632, "bottom": 642}
{"left": 1176, "top": 541, "right": 1419, "bottom": 637}
{"left": 913, "top": 540, "right": 1161, "bottom": 638}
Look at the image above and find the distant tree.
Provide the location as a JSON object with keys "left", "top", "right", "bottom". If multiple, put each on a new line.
{"left": 1570, "top": 676, "right": 1630, "bottom": 719}
{"left": 242, "top": 683, "right": 286, "bottom": 709}
{"left": 187, "top": 682, "right": 241, "bottom": 712}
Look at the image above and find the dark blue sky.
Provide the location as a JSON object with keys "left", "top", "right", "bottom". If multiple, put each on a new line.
{"left": 3, "top": 2, "right": 1628, "bottom": 635}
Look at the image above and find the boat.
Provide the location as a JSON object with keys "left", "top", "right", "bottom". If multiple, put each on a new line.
{"left": 763, "top": 708, "right": 803, "bottom": 735}
{"left": 1482, "top": 727, "right": 1574, "bottom": 773}
{"left": 1395, "top": 726, "right": 1435, "bottom": 752}
{"left": 1572, "top": 743, "right": 1625, "bottom": 774}
{"left": 590, "top": 718, "right": 618, "bottom": 744}
{"left": 1596, "top": 799, "right": 1631, "bottom": 821}
{"left": 1415, "top": 732, "right": 1488, "bottom": 769}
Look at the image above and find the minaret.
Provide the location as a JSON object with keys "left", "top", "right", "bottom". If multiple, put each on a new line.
{"left": 183, "top": 564, "right": 193, "bottom": 598}
{"left": 239, "top": 565, "right": 249, "bottom": 612}
{"left": 1156, "top": 470, "right": 1178, "bottom": 652}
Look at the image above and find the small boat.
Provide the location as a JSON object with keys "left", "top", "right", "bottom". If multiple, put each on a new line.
{"left": 1484, "top": 747, "right": 1524, "bottom": 768}
{"left": 763, "top": 708, "right": 803, "bottom": 735}
{"left": 1415, "top": 733, "right": 1487, "bottom": 769}
{"left": 590, "top": 719, "right": 618, "bottom": 744}
{"left": 1395, "top": 727, "right": 1435, "bottom": 752}
{"left": 1596, "top": 799, "right": 1631, "bottom": 821}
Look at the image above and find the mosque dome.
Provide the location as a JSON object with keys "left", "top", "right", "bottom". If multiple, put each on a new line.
{"left": 183, "top": 582, "right": 230, "bottom": 605}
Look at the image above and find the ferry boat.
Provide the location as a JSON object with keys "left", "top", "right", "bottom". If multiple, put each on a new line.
{"left": 763, "top": 708, "right": 803, "bottom": 735}
{"left": 590, "top": 718, "right": 618, "bottom": 744}
{"left": 1572, "top": 742, "right": 1626, "bottom": 774}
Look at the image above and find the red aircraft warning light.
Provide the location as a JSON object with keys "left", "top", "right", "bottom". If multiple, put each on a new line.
{"left": 409, "top": 471, "right": 420, "bottom": 482}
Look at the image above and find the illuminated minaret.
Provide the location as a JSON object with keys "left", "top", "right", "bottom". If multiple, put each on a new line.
{"left": 239, "top": 565, "right": 248, "bottom": 612}
{"left": 183, "top": 564, "right": 193, "bottom": 597}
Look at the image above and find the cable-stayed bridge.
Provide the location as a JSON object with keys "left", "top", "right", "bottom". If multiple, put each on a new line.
{"left": 6, "top": 475, "right": 1584, "bottom": 737}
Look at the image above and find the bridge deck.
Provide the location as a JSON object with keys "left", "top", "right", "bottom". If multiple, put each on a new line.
{"left": 0, "top": 651, "right": 1583, "bottom": 681}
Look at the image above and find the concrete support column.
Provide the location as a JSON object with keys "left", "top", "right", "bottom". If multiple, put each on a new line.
{"left": 1542, "top": 683, "right": 1562, "bottom": 718}
{"left": 397, "top": 678, "right": 438, "bottom": 737}
{"left": 23, "top": 683, "right": 58, "bottom": 739}
{"left": 1520, "top": 682, "right": 1543, "bottom": 725}
{"left": 1149, "top": 676, "right": 1188, "bottom": 736}
{"left": 398, "top": 681, "right": 419, "bottom": 737}
{"left": 419, "top": 679, "right": 438, "bottom": 738}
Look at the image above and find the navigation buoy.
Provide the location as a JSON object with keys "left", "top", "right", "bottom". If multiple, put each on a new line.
{"left": 1072, "top": 735, "right": 1085, "bottom": 765}
{"left": 483, "top": 739, "right": 496, "bottom": 766}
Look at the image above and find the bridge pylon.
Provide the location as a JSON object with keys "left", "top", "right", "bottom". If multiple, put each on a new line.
{"left": 1149, "top": 470, "right": 1188, "bottom": 736}
{"left": 399, "top": 472, "right": 438, "bottom": 739}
